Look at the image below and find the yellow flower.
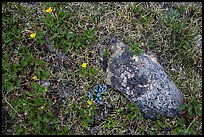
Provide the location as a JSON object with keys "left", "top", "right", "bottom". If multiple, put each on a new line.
{"left": 45, "top": 7, "right": 52, "bottom": 13}
{"left": 87, "top": 100, "right": 92, "bottom": 106}
{"left": 40, "top": 106, "right": 44, "bottom": 109}
{"left": 32, "top": 76, "right": 39, "bottom": 80}
{"left": 30, "top": 33, "right": 36, "bottom": 38}
{"left": 81, "top": 63, "right": 87, "bottom": 68}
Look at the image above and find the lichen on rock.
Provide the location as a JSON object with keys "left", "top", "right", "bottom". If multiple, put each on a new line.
{"left": 100, "top": 37, "right": 184, "bottom": 120}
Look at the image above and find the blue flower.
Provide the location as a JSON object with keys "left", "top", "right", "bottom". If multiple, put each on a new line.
{"left": 98, "top": 88, "right": 103, "bottom": 93}
{"left": 88, "top": 84, "right": 108, "bottom": 104}
{"left": 94, "top": 88, "right": 98, "bottom": 93}
{"left": 96, "top": 93, "right": 100, "bottom": 97}
{"left": 95, "top": 85, "right": 99, "bottom": 89}
{"left": 103, "top": 85, "right": 107, "bottom": 90}
{"left": 95, "top": 97, "right": 99, "bottom": 102}
{"left": 88, "top": 91, "right": 92, "bottom": 98}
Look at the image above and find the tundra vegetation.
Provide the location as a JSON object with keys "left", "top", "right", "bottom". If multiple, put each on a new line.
{"left": 2, "top": 2, "right": 202, "bottom": 135}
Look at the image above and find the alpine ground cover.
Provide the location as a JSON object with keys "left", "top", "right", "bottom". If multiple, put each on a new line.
{"left": 2, "top": 2, "right": 202, "bottom": 135}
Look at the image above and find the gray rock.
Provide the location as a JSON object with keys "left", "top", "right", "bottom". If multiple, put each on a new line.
{"left": 101, "top": 37, "right": 184, "bottom": 120}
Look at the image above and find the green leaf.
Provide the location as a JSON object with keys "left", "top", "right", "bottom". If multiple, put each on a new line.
{"left": 9, "top": 111, "right": 17, "bottom": 119}
{"left": 195, "top": 104, "right": 202, "bottom": 116}
{"left": 47, "top": 98, "right": 52, "bottom": 107}
{"left": 127, "top": 113, "right": 135, "bottom": 121}
{"left": 24, "top": 105, "right": 30, "bottom": 114}
{"left": 188, "top": 105, "right": 193, "bottom": 117}
{"left": 177, "top": 118, "right": 186, "bottom": 127}
{"left": 139, "top": 15, "right": 150, "bottom": 25}
{"left": 87, "top": 38, "right": 94, "bottom": 44}
{"left": 86, "top": 29, "right": 95, "bottom": 38}
{"left": 19, "top": 59, "right": 27, "bottom": 67}
{"left": 76, "top": 41, "right": 81, "bottom": 47}
{"left": 65, "top": 42, "right": 71, "bottom": 46}
{"left": 66, "top": 33, "right": 74, "bottom": 39}
{"left": 82, "top": 119, "right": 89, "bottom": 129}
{"left": 47, "top": 111, "right": 54, "bottom": 117}
{"left": 35, "top": 70, "right": 41, "bottom": 78}
{"left": 36, "top": 31, "right": 43, "bottom": 41}
{"left": 4, "top": 81, "right": 14, "bottom": 92}
{"left": 37, "top": 86, "right": 46, "bottom": 94}
{"left": 35, "top": 97, "right": 45, "bottom": 106}
{"left": 133, "top": 5, "right": 142, "bottom": 13}
{"left": 3, "top": 53, "right": 11, "bottom": 72}
{"left": 179, "top": 104, "right": 186, "bottom": 110}
{"left": 16, "top": 128, "right": 24, "bottom": 135}
{"left": 104, "top": 121, "right": 111, "bottom": 128}
{"left": 88, "top": 108, "right": 95, "bottom": 116}
{"left": 39, "top": 17, "right": 46, "bottom": 23}
{"left": 103, "top": 49, "right": 110, "bottom": 57}
{"left": 10, "top": 73, "right": 16, "bottom": 81}
{"left": 31, "top": 82, "right": 40, "bottom": 90}
{"left": 51, "top": 117, "right": 58, "bottom": 123}
{"left": 136, "top": 113, "right": 143, "bottom": 120}
{"left": 16, "top": 79, "right": 22, "bottom": 87}
{"left": 171, "top": 126, "right": 182, "bottom": 135}
{"left": 33, "top": 120, "right": 40, "bottom": 129}
{"left": 41, "top": 69, "right": 50, "bottom": 80}
{"left": 43, "top": 115, "right": 49, "bottom": 123}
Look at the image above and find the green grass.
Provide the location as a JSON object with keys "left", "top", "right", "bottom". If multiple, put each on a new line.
{"left": 2, "top": 2, "right": 202, "bottom": 135}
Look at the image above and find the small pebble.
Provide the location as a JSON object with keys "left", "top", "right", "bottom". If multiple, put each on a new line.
{"left": 41, "top": 81, "right": 50, "bottom": 87}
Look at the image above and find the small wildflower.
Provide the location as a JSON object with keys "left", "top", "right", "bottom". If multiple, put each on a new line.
{"left": 95, "top": 99, "right": 101, "bottom": 104}
{"left": 87, "top": 100, "right": 92, "bottom": 105}
{"left": 24, "top": 112, "right": 27, "bottom": 115}
{"left": 98, "top": 88, "right": 103, "bottom": 93}
{"left": 40, "top": 106, "right": 44, "bottom": 109}
{"left": 30, "top": 33, "right": 36, "bottom": 38}
{"left": 88, "top": 92, "right": 92, "bottom": 98}
{"left": 95, "top": 97, "right": 99, "bottom": 102}
{"left": 32, "top": 76, "right": 39, "bottom": 80}
{"left": 96, "top": 93, "right": 100, "bottom": 98}
{"left": 81, "top": 63, "right": 87, "bottom": 68}
{"left": 45, "top": 7, "right": 52, "bottom": 13}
